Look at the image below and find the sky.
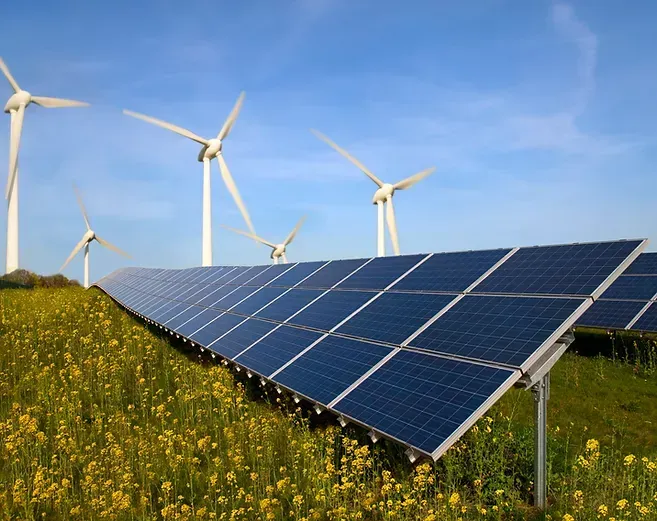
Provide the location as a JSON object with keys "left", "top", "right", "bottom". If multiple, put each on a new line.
{"left": 1, "top": 0, "right": 656, "bottom": 283}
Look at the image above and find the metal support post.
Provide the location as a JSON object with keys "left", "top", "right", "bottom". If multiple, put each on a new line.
{"left": 532, "top": 372, "right": 549, "bottom": 509}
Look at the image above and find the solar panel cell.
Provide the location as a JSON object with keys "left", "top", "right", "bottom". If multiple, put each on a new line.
{"left": 576, "top": 299, "right": 645, "bottom": 329}
{"left": 268, "top": 261, "right": 327, "bottom": 287}
{"left": 175, "top": 308, "right": 224, "bottom": 336}
{"left": 390, "top": 249, "right": 511, "bottom": 292}
{"left": 474, "top": 241, "right": 642, "bottom": 296}
{"left": 287, "top": 290, "right": 376, "bottom": 331}
{"left": 189, "top": 313, "right": 244, "bottom": 346}
{"left": 244, "top": 264, "right": 293, "bottom": 286}
{"left": 165, "top": 305, "right": 206, "bottom": 329}
{"left": 255, "top": 289, "right": 325, "bottom": 322}
{"left": 211, "top": 286, "right": 261, "bottom": 310}
{"left": 230, "top": 287, "right": 290, "bottom": 316}
{"left": 209, "top": 318, "right": 279, "bottom": 358}
{"left": 273, "top": 336, "right": 392, "bottom": 404}
{"left": 410, "top": 295, "right": 586, "bottom": 367}
{"left": 297, "top": 259, "right": 368, "bottom": 289}
{"left": 599, "top": 275, "right": 657, "bottom": 300}
{"left": 630, "top": 303, "right": 657, "bottom": 332}
{"left": 336, "top": 293, "right": 458, "bottom": 345}
{"left": 333, "top": 350, "right": 518, "bottom": 455}
{"left": 336, "top": 254, "right": 427, "bottom": 290}
{"left": 624, "top": 252, "right": 657, "bottom": 275}
{"left": 235, "top": 326, "right": 323, "bottom": 377}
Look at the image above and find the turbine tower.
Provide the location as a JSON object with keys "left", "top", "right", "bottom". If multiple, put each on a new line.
{"left": 123, "top": 92, "right": 256, "bottom": 267}
{"left": 311, "top": 129, "right": 435, "bottom": 257}
{"left": 60, "top": 185, "right": 131, "bottom": 288}
{"left": 0, "top": 57, "right": 89, "bottom": 274}
{"left": 221, "top": 215, "right": 306, "bottom": 264}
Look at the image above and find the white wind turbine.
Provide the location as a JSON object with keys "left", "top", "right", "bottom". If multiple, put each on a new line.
{"left": 221, "top": 216, "right": 306, "bottom": 264}
{"left": 1, "top": 57, "right": 89, "bottom": 274}
{"left": 311, "top": 129, "right": 435, "bottom": 257}
{"left": 60, "top": 186, "right": 131, "bottom": 288}
{"left": 123, "top": 92, "right": 256, "bottom": 267}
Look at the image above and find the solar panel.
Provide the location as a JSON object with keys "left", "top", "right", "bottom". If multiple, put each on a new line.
{"left": 474, "top": 240, "right": 643, "bottom": 296}
{"left": 273, "top": 336, "right": 393, "bottom": 405}
{"left": 189, "top": 313, "right": 245, "bottom": 346}
{"left": 630, "top": 303, "right": 657, "bottom": 332}
{"left": 208, "top": 318, "right": 279, "bottom": 359}
{"left": 576, "top": 299, "right": 647, "bottom": 329}
{"left": 599, "top": 275, "right": 657, "bottom": 300}
{"left": 332, "top": 350, "right": 519, "bottom": 456}
{"left": 390, "top": 249, "right": 511, "bottom": 293}
{"left": 336, "top": 254, "right": 427, "bottom": 290}
{"left": 409, "top": 295, "right": 587, "bottom": 368}
{"left": 297, "top": 259, "right": 369, "bottom": 289}
{"left": 255, "top": 289, "right": 325, "bottom": 322}
{"left": 336, "top": 292, "right": 459, "bottom": 345}
{"left": 624, "top": 252, "right": 657, "bottom": 275}
{"left": 234, "top": 325, "right": 323, "bottom": 377}
{"left": 287, "top": 290, "right": 376, "bottom": 331}
{"left": 93, "top": 238, "right": 646, "bottom": 460}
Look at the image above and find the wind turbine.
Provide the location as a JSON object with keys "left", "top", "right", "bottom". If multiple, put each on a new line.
{"left": 1, "top": 57, "right": 89, "bottom": 274}
{"left": 311, "top": 129, "right": 435, "bottom": 257}
{"left": 221, "top": 216, "right": 306, "bottom": 264}
{"left": 60, "top": 186, "right": 131, "bottom": 288}
{"left": 122, "top": 92, "right": 256, "bottom": 267}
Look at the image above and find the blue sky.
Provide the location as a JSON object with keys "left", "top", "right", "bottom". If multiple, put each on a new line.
{"left": 1, "top": 0, "right": 656, "bottom": 282}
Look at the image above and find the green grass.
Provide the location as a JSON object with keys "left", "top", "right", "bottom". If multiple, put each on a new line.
{"left": 497, "top": 352, "right": 657, "bottom": 455}
{"left": 1, "top": 287, "right": 655, "bottom": 520}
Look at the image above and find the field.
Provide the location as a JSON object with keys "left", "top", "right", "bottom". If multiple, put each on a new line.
{"left": 1, "top": 287, "right": 656, "bottom": 520}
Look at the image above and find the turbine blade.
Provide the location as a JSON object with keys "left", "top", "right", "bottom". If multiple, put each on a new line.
{"left": 393, "top": 167, "right": 436, "bottom": 191}
{"left": 216, "top": 154, "right": 257, "bottom": 239}
{"left": 6, "top": 104, "right": 25, "bottom": 200}
{"left": 310, "top": 129, "right": 384, "bottom": 187}
{"left": 385, "top": 196, "right": 400, "bottom": 256}
{"left": 31, "top": 96, "right": 89, "bottom": 108}
{"left": 60, "top": 236, "right": 88, "bottom": 272}
{"left": 284, "top": 215, "right": 307, "bottom": 246}
{"left": 122, "top": 109, "right": 209, "bottom": 145}
{"left": 95, "top": 236, "right": 131, "bottom": 259}
{"left": 0, "top": 57, "right": 20, "bottom": 92}
{"left": 217, "top": 91, "right": 245, "bottom": 141}
{"left": 220, "top": 224, "right": 276, "bottom": 249}
{"left": 73, "top": 184, "right": 91, "bottom": 230}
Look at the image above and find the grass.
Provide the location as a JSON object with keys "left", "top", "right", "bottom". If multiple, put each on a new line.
{"left": 0, "top": 287, "right": 656, "bottom": 520}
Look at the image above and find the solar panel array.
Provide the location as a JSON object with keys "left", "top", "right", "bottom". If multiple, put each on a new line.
{"left": 576, "top": 252, "right": 657, "bottom": 332}
{"left": 93, "top": 239, "right": 645, "bottom": 460}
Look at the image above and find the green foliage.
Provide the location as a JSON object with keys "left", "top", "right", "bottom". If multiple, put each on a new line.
{"left": 0, "top": 288, "right": 655, "bottom": 520}
{"left": 0, "top": 269, "right": 80, "bottom": 289}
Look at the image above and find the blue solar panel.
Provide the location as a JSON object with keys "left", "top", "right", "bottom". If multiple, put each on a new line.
{"left": 599, "top": 275, "right": 657, "bottom": 300}
{"left": 273, "top": 336, "right": 392, "bottom": 405}
{"left": 147, "top": 300, "right": 178, "bottom": 321}
{"left": 165, "top": 305, "right": 206, "bottom": 329}
{"left": 230, "top": 287, "right": 290, "bottom": 316}
{"left": 576, "top": 299, "right": 645, "bottom": 329}
{"left": 209, "top": 318, "right": 279, "bottom": 358}
{"left": 333, "top": 350, "right": 518, "bottom": 455}
{"left": 297, "top": 259, "right": 369, "bottom": 289}
{"left": 197, "top": 286, "right": 235, "bottom": 307}
{"left": 630, "top": 303, "right": 657, "bottom": 332}
{"left": 336, "top": 293, "right": 458, "bottom": 345}
{"left": 624, "top": 253, "right": 657, "bottom": 275}
{"left": 244, "top": 264, "right": 293, "bottom": 286}
{"left": 390, "top": 249, "right": 511, "bottom": 293}
{"left": 474, "top": 241, "right": 643, "bottom": 296}
{"left": 268, "top": 261, "right": 327, "bottom": 287}
{"left": 211, "top": 286, "right": 261, "bottom": 310}
{"left": 235, "top": 326, "right": 323, "bottom": 377}
{"left": 157, "top": 302, "right": 190, "bottom": 323}
{"left": 183, "top": 284, "right": 224, "bottom": 305}
{"left": 174, "top": 308, "right": 224, "bottom": 337}
{"left": 336, "top": 254, "right": 427, "bottom": 290}
{"left": 409, "top": 295, "right": 586, "bottom": 367}
{"left": 287, "top": 290, "right": 376, "bottom": 331}
{"left": 189, "top": 313, "right": 245, "bottom": 346}
{"left": 255, "top": 289, "right": 325, "bottom": 322}
{"left": 228, "top": 266, "right": 270, "bottom": 286}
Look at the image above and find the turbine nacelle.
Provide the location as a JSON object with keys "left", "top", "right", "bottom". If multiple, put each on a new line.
{"left": 197, "top": 138, "right": 223, "bottom": 162}
{"left": 84, "top": 229, "right": 96, "bottom": 243}
{"left": 271, "top": 244, "right": 286, "bottom": 259}
{"left": 372, "top": 183, "right": 395, "bottom": 204}
{"left": 4, "top": 90, "right": 31, "bottom": 113}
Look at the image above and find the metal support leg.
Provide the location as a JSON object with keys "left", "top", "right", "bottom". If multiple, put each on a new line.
{"left": 533, "top": 372, "right": 549, "bottom": 509}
